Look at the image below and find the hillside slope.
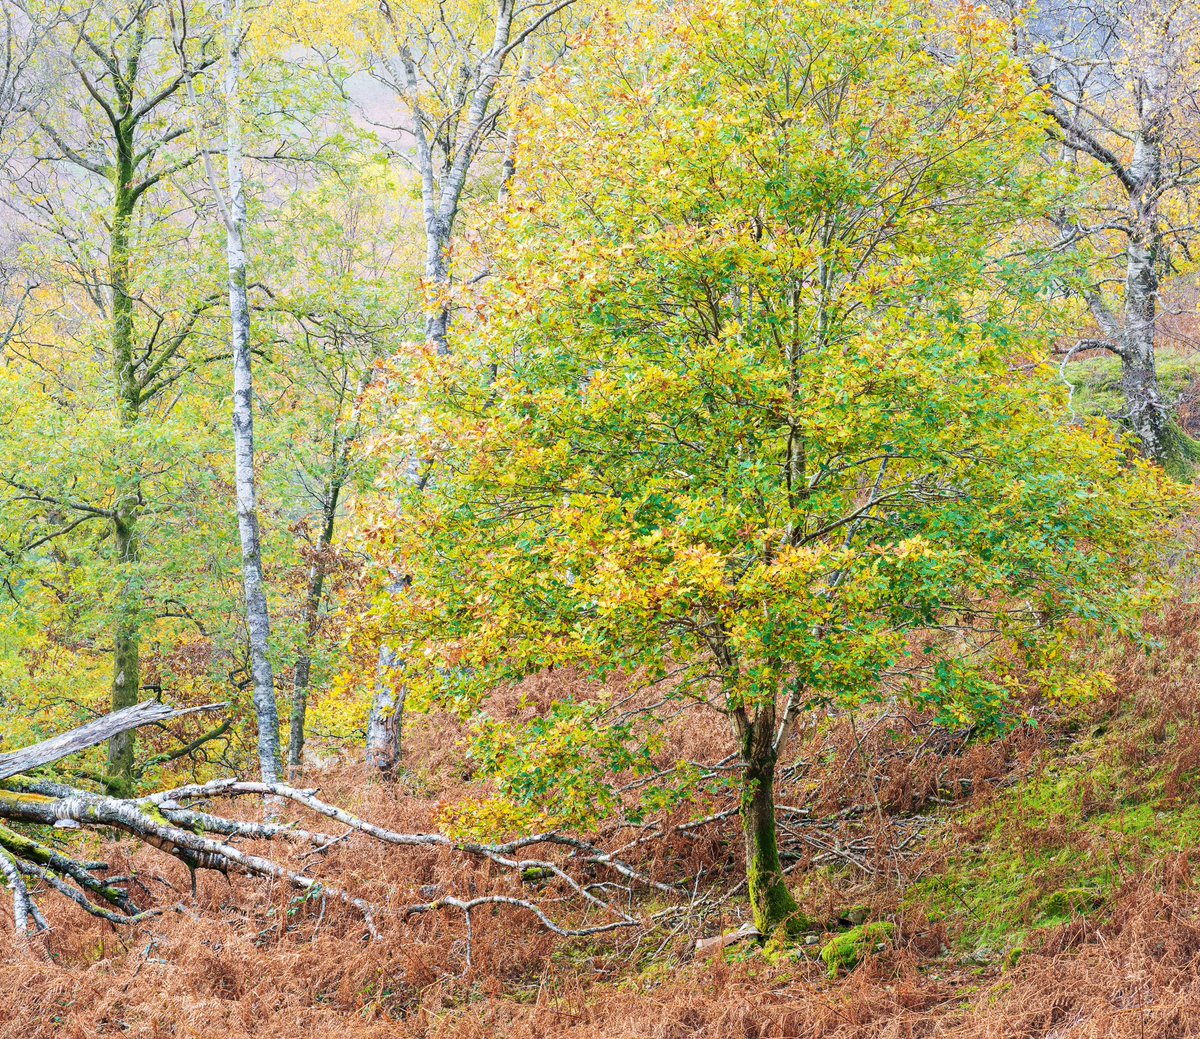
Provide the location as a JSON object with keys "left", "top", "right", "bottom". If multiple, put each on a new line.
{"left": 4, "top": 604, "right": 1200, "bottom": 1038}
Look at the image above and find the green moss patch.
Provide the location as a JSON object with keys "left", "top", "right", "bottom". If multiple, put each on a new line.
{"left": 1065, "top": 354, "right": 1200, "bottom": 421}
{"left": 908, "top": 736, "right": 1200, "bottom": 953}
{"left": 819, "top": 922, "right": 895, "bottom": 978}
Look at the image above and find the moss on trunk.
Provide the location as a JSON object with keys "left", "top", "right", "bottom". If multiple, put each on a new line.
{"left": 740, "top": 757, "right": 812, "bottom": 937}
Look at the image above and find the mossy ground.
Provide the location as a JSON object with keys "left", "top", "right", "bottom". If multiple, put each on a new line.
{"left": 1065, "top": 353, "right": 1200, "bottom": 478}
{"left": 907, "top": 722, "right": 1200, "bottom": 957}
{"left": 1065, "top": 354, "right": 1200, "bottom": 421}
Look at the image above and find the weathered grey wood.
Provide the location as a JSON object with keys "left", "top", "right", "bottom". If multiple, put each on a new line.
{"left": 0, "top": 701, "right": 225, "bottom": 781}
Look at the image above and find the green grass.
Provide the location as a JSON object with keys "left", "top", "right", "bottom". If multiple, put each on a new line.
{"left": 1065, "top": 354, "right": 1200, "bottom": 421}
{"left": 908, "top": 731, "right": 1200, "bottom": 956}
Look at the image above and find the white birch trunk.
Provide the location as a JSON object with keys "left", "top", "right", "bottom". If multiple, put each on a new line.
{"left": 223, "top": 0, "right": 281, "bottom": 783}
{"left": 365, "top": 645, "right": 405, "bottom": 776}
{"left": 1121, "top": 238, "right": 1169, "bottom": 459}
{"left": 1119, "top": 58, "right": 1171, "bottom": 463}
{"left": 368, "top": 0, "right": 568, "bottom": 774}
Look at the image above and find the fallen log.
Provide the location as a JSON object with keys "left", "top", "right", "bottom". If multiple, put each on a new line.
{"left": 0, "top": 707, "right": 674, "bottom": 951}
{"left": 0, "top": 701, "right": 225, "bottom": 782}
{"left": 695, "top": 921, "right": 760, "bottom": 959}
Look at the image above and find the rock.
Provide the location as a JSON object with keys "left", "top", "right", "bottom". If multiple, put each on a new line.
{"left": 838, "top": 905, "right": 870, "bottom": 926}
{"left": 1040, "top": 887, "right": 1100, "bottom": 919}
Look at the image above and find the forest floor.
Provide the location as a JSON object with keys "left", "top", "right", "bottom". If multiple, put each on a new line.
{"left": 6, "top": 602, "right": 1200, "bottom": 1038}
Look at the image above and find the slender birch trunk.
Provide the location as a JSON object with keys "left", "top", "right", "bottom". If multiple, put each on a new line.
{"left": 365, "top": 645, "right": 405, "bottom": 776}
{"left": 222, "top": 0, "right": 281, "bottom": 782}
{"left": 367, "top": 1, "right": 533, "bottom": 774}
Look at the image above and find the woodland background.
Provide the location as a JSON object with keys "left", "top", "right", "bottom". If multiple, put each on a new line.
{"left": 3, "top": 0, "right": 1200, "bottom": 1035}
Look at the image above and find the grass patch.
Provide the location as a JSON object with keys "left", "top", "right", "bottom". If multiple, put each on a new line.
{"left": 909, "top": 732, "right": 1200, "bottom": 954}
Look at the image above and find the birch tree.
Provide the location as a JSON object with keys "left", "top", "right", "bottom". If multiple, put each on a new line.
{"left": 373, "top": 0, "right": 577, "bottom": 353}
{"left": 181, "top": 0, "right": 281, "bottom": 781}
{"left": 1010, "top": 0, "right": 1200, "bottom": 471}
{"left": 361, "top": 0, "right": 578, "bottom": 776}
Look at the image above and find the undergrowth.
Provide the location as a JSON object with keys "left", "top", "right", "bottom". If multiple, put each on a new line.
{"left": 910, "top": 729, "right": 1200, "bottom": 956}
{"left": 7, "top": 603, "right": 1200, "bottom": 1037}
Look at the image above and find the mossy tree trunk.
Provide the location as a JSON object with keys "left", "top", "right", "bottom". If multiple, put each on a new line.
{"left": 15, "top": 2, "right": 220, "bottom": 794}
{"left": 106, "top": 114, "right": 142, "bottom": 796}
{"left": 737, "top": 708, "right": 810, "bottom": 937}
{"left": 106, "top": 516, "right": 140, "bottom": 793}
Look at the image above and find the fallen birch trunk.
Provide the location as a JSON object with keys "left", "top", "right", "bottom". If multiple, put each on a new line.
{"left": 0, "top": 705, "right": 673, "bottom": 951}
{"left": 0, "top": 701, "right": 225, "bottom": 782}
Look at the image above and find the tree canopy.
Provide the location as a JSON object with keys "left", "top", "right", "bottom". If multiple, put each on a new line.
{"left": 372, "top": 0, "right": 1179, "bottom": 933}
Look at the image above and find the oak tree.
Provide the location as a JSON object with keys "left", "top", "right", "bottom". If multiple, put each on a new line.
{"left": 375, "top": 0, "right": 1176, "bottom": 934}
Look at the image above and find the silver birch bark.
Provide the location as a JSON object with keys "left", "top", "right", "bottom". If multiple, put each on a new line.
{"left": 221, "top": 0, "right": 281, "bottom": 782}
{"left": 365, "top": 645, "right": 405, "bottom": 776}
{"left": 365, "top": 3, "right": 573, "bottom": 774}
{"left": 1118, "top": 52, "right": 1170, "bottom": 461}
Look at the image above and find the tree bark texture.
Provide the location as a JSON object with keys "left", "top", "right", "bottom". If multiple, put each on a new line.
{"left": 107, "top": 112, "right": 143, "bottom": 794}
{"left": 223, "top": 0, "right": 281, "bottom": 782}
{"left": 0, "top": 701, "right": 223, "bottom": 782}
{"left": 738, "top": 711, "right": 809, "bottom": 937}
{"left": 365, "top": 645, "right": 405, "bottom": 777}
